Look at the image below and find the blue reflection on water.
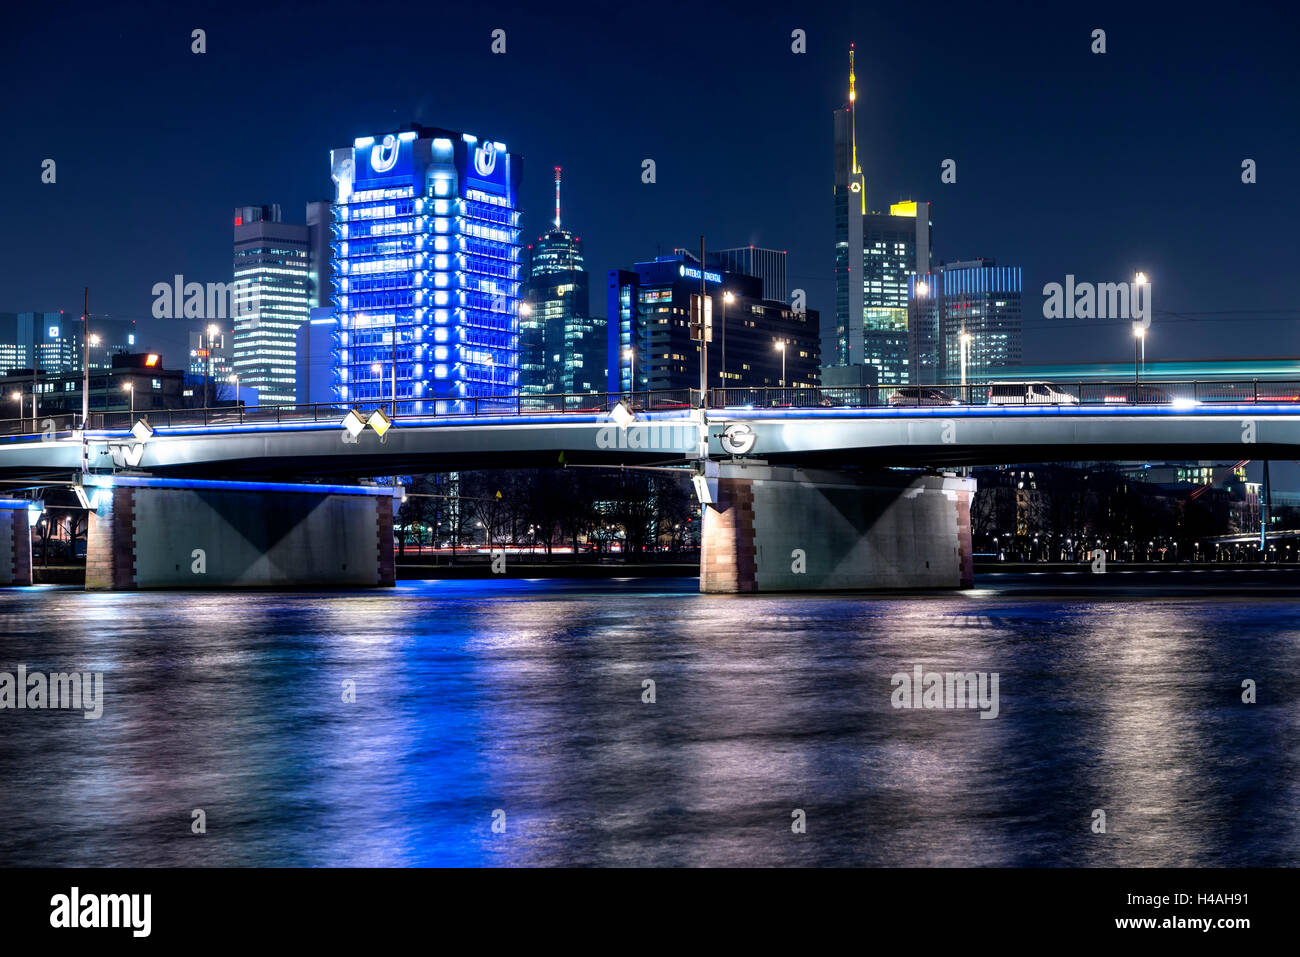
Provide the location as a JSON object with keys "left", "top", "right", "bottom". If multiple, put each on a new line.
{"left": 0, "top": 578, "right": 1296, "bottom": 866}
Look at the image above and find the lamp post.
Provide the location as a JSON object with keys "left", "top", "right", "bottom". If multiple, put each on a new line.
{"left": 721, "top": 290, "right": 734, "bottom": 400}
{"left": 205, "top": 324, "right": 219, "bottom": 407}
{"left": 913, "top": 279, "right": 929, "bottom": 388}
{"left": 775, "top": 340, "right": 786, "bottom": 391}
{"left": 227, "top": 372, "right": 239, "bottom": 404}
{"left": 1134, "top": 326, "right": 1145, "bottom": 393}
{"left": 122, "top": 381, "right": 134, "bottom": 418}
{"left": 83, "top": 333, "right": 99, "bottom": 426}
{"left": 624, "top": 346, "right": 634, "bottom": 398}
{"left": 959, "top": 331, "right": 972, "bottom": 394}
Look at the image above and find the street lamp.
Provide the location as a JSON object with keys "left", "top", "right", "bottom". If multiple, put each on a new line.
{"left": 624, "top": 346, "right": 634, "bottom": 397}
{"left": 1134, "top": 326, "right": 1146, "bottom": 393}
{"left": 913, "top": 280, "right": 929, "bottom": 388}
{"left": 82, "top": 333, "right": 100, "bottom": 426}
{"left": 227, "top": 372, "right": 239, "bottom": 405}
{"left": 775, "top": 340, "right": 786, "bottom": 390}
{"left": 959, "top": 331, "right": 973, "bottom": 392}
{"left": 721, "top": 290, "right": 734, "bottom": 397}
{"left": 206, "top": 324, "right": 220, "bottom": 407}
{"left": 122, "top": 381, "right": 134, "bottom": 418}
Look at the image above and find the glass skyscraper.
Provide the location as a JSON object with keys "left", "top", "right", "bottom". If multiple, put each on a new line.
{"left": 910, "top": 259, "right": 1023, "bottom": 384}
{"left": 522, "top": 167, "right": 602, "bottom": 397}
{"left": 232, "top": 204, "right": 313, "bottom": 405}
{"left": 328, "top": 125, "right": 522, "bottom": 412}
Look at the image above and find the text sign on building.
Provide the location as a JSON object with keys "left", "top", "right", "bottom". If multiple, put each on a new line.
{"left": 679, "top": 264, "right": 722, "bottom": 284}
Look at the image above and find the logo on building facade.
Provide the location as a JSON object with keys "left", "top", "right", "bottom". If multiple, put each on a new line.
{"left": 474, "top": 143, "right": 498, "bottom": 178}
{"left": 370, "top": 134, "right": 400, "bottom": 173}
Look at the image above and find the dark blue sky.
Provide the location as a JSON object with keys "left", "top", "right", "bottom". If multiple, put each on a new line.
{"left": 4, "top": 0, "right": 1297, "bottom": 368}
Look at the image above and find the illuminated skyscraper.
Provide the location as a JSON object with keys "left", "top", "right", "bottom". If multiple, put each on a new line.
{"left": 522, "top": 167, "right": 602, "bottom": 396}
{"left": 232, "top": 204, "right": 313, "bottom": 404}
{"left": 910, "top": 259, "right": 1023, "bottom": 384}
{"left": 329, "top": 125, "right": 523, "bottom": 412}
{"left": 829, "top": 45, "right": 931, "bottom": 387}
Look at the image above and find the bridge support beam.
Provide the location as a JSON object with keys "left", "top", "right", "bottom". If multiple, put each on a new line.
{"left": 700, "top": 463, "right": 975, "bottom": 593}
{"left": 84, "top": 476, "right": 397, "bottom": 590}
{"left": 0, "top": 500, "right": 34, "bottom": 586}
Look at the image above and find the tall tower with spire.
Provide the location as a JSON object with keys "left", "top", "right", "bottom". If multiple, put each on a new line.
{"left": 828, "top": 43, "right": 932, "bottom": 387}
{"left": 831, "top": 43, "right": 866, "bottom": 368}
{"left": 522, "top": 167, "right": 603, "bottom": 395}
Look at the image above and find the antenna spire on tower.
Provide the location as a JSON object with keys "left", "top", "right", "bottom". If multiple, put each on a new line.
{"left": 554, "top": 166, "right": 562, "bottom": 230}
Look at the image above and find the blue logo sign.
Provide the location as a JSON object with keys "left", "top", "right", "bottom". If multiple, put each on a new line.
{"left": 370, "top": 134, "right": 400, "bottom": 173}
{"left": 466, "top": 142, "right": 511, "bottom": 196}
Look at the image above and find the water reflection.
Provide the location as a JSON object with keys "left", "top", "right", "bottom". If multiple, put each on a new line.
{"left": 0, "top": 580, "right": 1296, "bottom": 866}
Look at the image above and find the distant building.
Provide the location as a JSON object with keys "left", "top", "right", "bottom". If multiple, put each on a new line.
{"left": 0, "top": 311, "right": 137, "bottom": 379}
{"left": 521, "top": 168, "right": 604, "bottom": 396}
{"left": 712, "top": 247, "right": 787, "bottom": 303}
{"left": 0, "top": 351, "right": 186, "bottom": 419}
{"left": 607, "top": 252, "right": 819, "bottom": 393}
{"left": 329, "top": 125, "right": 523, "bottom": 412}
{"left": 909, "top": 259, "right": 1023, "bottom": 383}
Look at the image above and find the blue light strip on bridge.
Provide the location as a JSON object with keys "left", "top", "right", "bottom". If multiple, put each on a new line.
{"left": 83, "top": 475, "right": 402, "bottom": 497}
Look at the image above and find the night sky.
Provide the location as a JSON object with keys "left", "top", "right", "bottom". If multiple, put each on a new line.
{"left": 4, "top": 0, "right": 1297, "bottom": 369}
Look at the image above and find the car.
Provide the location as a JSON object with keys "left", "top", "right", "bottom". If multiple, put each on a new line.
{"left": 986, "top": 381, "right": 1080, "bottom": 405}
{"left": 888, "top": 387, "right": 960, "bottom": 407}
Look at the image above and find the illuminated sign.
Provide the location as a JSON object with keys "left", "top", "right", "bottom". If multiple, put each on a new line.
{"left": 890, "top": 200, "right": 918, "bottom": 217}
{"left": 370, "top": 134, "right": 400, "bottom": 173}
{"left": 145, "top": 354, "right": 160, "bottom": 367}
{"left": 355, "top": 132, "right": 411, "bottom": 185}
{"left": 464, "top": 140, "right": 512, "bottom": 196}
{"left": 47, "top": 326, "right": 59, "bottom": 338}
{"left": 678, "top": 264, "right": 722, "bottom": 284}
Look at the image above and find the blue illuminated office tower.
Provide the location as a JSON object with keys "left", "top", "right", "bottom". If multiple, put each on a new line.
{"left": 328, "top": 125, "right": 523, "bottom": 412}
{"left": 909, "top": 259, "right": 1022, "bottom": 384}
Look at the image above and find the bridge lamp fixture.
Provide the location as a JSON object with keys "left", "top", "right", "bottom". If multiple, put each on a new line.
{"left": 775, "top": 341, "right": 786, "bottom": 388}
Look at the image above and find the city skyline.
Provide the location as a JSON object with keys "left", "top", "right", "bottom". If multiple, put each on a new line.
{"left": 4, "top": 2, "right": 1296, "bottom": 377}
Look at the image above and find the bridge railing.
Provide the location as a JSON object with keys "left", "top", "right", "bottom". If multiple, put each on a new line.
{"left": 1, "top": 380, "right": 1298, "bottom": 437}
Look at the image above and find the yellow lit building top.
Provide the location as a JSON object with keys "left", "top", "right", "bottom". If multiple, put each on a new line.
{"left": 889, "top": 201, "right": 918, "bottom": 217}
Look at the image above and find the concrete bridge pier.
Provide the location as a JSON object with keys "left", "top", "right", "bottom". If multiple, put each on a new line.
{"left": 0, "top": 499, "right": 34, "bottom": 586}
{"left": 699, "top": 462, "right": 975, "bottom": 594}
{"left": 83, "top": 476, "right": 398, "bottom": 590}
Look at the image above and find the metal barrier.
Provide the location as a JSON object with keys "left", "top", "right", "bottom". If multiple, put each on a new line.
{"left": 2, "top": 380, "right": 1298, "bottom": 437}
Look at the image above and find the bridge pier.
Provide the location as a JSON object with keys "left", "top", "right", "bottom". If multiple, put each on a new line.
{"left": 83, "top": 476, "right": 397, "bottom": 590}
{"left": 0, "top": 500, "right": 34, "bottom": 586}
{"left": 699, "top": 463, "right": 975, "bottom": 593}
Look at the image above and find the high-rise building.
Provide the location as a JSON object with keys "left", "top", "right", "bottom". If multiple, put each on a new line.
{"left": 607, "top": 252, "right": 819, "bottom": 394}
{"left": 231, "top": 204, "right": 313, "bottom": 404}
{"left": 328, "top": 125, "right": 523, "bottom": 412}
{"left": 830, "top": 45, "right": 931, "bottom": 387}
{"left": 910, "top": 259, "right": 1023, "bottom": 384}
{"left": 713, "top": 247, "right": 787, "bottom": 303}
{"left": 521, "top": 167, "right": 603, "bottom": 396}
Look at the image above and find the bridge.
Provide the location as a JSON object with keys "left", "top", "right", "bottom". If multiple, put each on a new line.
{"left": 1, "top": 381, "right": 1296, "bottom": 594}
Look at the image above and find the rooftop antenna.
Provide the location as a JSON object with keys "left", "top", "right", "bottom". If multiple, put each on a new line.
{"left": 554, "top": 166, "right": 562, "bottom": 230}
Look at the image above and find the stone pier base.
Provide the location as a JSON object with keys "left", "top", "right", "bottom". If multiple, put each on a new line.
{"left": 700, "top": 463, "right": 975, "bottom": 593}
{"left": 0, "top": 500, "right": 33, "bottom": 586}
{"left": 84, "top": 476, "right": 397, "bottom": 590}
